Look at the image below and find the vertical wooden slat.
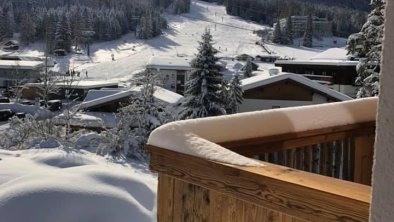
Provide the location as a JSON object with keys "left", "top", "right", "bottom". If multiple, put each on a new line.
{"left": 157, "top": 175, "right": 175, "bottom": 222}
{"left": 278, "top": 151, "right": 285, "bottom": 166}
{"left": 210, "top": 191, "right": 244, "bottom": 222}
{"left": 295, "top": 148, "right": 304, "bottom": 170}
{"left": 304, "top": 146, "right": 313, "bottom": 172}
{"left": 265, "top": 209, "right": 282, "bottom": 222}
{"left": 319, "top": 143, "right": 328, "bottom": 175}
{"left": 173, "top": 179, "right": 195, "bottom": 222}
{"left": 349, "top": 138, "right": 356, "bottom": 181}
{"left": 334, "top": 140, "right": 343, "bottom": 179}
{"left": 342, "top": 138, "right": 350, "bottom": 180}
{"left": 353, "top": 134, "right": 375, "bottom": 185}
{"left": 243, "top": 202, "right": 266, "bottom": 222}
{"left": 327, "top": 142, "right": 334, "bottom": 177}
{"left": 194, "top": 186, "right": 210, "bottom": 222}
{"left": 312, "top": 145, "right": 320, "bottom": 174}
{"left": 285, "top": 149, "right": 292, "bottom": 167}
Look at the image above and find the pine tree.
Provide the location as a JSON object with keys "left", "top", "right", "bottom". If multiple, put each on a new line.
{"left": 55, "top": 15, "right": 72, "bottom": 52}
{"left": 272, "top": 19, "right": 282, "bottom": 44}
{"left": 243, "top": 58, "right": 253, "bottom": 78}
{"left": 303, "top": 14, "right": 313, "bottom": 47}
{"left": 20, "top": 13, "right": 36, "bottom": 43}
{"left": 228, "top": 73, "right": 243, "bottom": 114}
{"left": 285, "top": 15, "right": 293, "bottom": 45}
{"left": 347, "top": 0, "right": 385, "bottom": 98}
{"left": 179, "top": 29, "right": 226, "bottom": 119}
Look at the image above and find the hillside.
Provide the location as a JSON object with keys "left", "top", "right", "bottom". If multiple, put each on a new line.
{"left": 2, "top": 0, "right": 346, "bottom": 81}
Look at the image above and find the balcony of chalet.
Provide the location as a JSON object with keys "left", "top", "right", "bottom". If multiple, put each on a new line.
{"left": 146, "top": 97, "right": 377, "bottom": 222}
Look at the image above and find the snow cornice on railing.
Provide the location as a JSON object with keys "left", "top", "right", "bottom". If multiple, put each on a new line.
{"left": 147, "top": 97, "right": 378, "bottom": 166}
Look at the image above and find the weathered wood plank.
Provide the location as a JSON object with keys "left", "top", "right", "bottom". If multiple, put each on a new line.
{"left": 354, "top": 134, "right": 375, "bottom": 186}
{"left": 210, "top": 191, "right": 244, "bottom": 222}
{"left": 147, "top": 146, "right": 371, "bottom": 222}
{"left": 194, "top": 185, "right": 210, "bottom": 222}
{"left": 157, "top": 175, "right": 174, "bottom": 222}
{"left": 173, "top": 179, "right": 194, "bottom": 222}
{"left": 243, "top": 202, "right": 267, "bottom": 222}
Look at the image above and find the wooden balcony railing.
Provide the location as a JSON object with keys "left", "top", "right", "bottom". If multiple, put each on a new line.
{"left": 147, "top": 98, "right": 377, "bottom": 222}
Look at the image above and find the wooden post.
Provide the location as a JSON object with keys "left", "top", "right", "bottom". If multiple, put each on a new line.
{"left": 353, "top": 134, "right": 375, "bottom": 185}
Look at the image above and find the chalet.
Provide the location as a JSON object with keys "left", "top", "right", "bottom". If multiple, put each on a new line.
{"left": 240, "top": 72, "right": 351, "bottom": 112}
{"left": 63, "top": 87, "right": 183, "bottom": 131}
{"left": 235, "top": 54, "right": 255, "bottom": 61}
{"left": 275, "top": 48, "right": 360, "bottom": 97}
{"left": 146, "top": 56, "right": 192, "bottom": 95}
{"left": 0, "top": 60, "right": 44, "bottom": 88}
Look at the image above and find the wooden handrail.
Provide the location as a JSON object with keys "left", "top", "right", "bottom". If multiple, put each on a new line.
{"left": 219, "top": 121, "right": 375, "bottom": 156}
{"left": 147, "top": 145, "right": 371, "bottom": 222}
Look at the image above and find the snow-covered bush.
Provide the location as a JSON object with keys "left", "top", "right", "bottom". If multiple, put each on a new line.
{"left": 1, "top": 115, "right": 64, "bottom": 149}
{"left": 99, "top": 70, "right": 171, "bottom": 161}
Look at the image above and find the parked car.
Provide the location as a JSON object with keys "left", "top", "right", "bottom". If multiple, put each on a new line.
{"left": 3, "top": 45, "right": 19, "bottom": 51}
{"left": 0, "top": 97, "right": 10, "bottom": 103}
{"left": 20, "top": 100, "right": 34, "bottom": 105}
{"left": 48, "top": 100, "right": 62, "bottom": 111}
{"left": 0, "top": 109, "right": 14, "bottom": 121}
{"left": 54, "top": 49, "right": 66, "bottom": 56}
{"left": 1, "top": 89, "right": 14, "bottom": 98}
{"left": 15, "top": 112, "right": 26, "bottom": 119}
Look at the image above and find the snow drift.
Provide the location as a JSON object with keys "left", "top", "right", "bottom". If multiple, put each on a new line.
{"left": 0, "top": 149, "right": 157, "bottom": 222}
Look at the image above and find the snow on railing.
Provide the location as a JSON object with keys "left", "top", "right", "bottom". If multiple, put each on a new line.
{"left": 147, "top": 97, "right": 377, "bottom": 166}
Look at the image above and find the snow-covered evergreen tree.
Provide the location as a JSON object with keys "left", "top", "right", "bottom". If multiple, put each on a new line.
{"left": 55, "top": 15, "right": 72, "bottom": 52}
{"left": 20, "top": 13, "right": 36, "bottom": 43}
{"left": 272, "top": 20, "right": 282, "bottom": 44}
{"left": 110, "top": 70, "right": 169, "bottom": 160}
{"left": 303, "top": 14, "right": 313, "bottom": 47}
{"left": 284, "top": 15, "right": 293, "bottom": 45}
{"left": 179, "top": 29, "right": 226, "bottom": 119}
{"left": 243, "top": 58, "right": 253, "bottom": 78}
{"left": 227, "top": 72, "right": 243, "bottom": 114}
{"left": 347, "top": 0, "right": 385, "bottom": 98}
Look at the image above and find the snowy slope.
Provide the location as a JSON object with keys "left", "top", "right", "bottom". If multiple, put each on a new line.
{"left": 3, "top": 1, "right": 345, "bottom": 82}
{"left": 0, "top": 148, "right": 157, "bottom": 222}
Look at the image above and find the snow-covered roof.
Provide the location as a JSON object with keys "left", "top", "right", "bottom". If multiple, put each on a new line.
{"left": 146, "top": 56, "right": 192, "bottom": 71}
{"left": 79, "top": 90, "right": 133, "bottom": 110}
{"left": 241, "top": 73, "right": 352, "bottom": 101}
{"left": 310, "top": 48, "right": 350, "bottom": 61}
{"left": 275, "top": 48, "right": 358, "bottom": 66}
{"left": 148, "top": 97, "right": 377, "bottom": 166}
{"left": 0, "top": 60, "right": 44, "bottom": 69}
{"left": 80, "top": 87, "right": 183, "bottom": 111}
{"left": 151, "top": 87, "right": 183, "bottom": 104}
{"left": 55, "top": 111, "right": 117, "bottom": 128}
{"left": 55, "top": 81, "right": 119, "bottom": 89}
{"left": 83, "top": 89, "right": 125, "bottom": 103}
{"left": 275, "top": 59, "right": 358, "bottom": 66}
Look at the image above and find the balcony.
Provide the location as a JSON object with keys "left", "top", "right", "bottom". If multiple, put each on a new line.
{"left": 146, "top": 97, "right": 377, "bottom": 222}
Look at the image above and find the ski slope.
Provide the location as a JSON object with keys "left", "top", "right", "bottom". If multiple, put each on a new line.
{"left": 4, "top": 1, "right": 346, "bottom": 81}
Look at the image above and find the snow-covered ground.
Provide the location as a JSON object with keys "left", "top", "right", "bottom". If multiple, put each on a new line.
{"left": 2, "top": 0, "right": 346, "bottom": 82}
{"left": 0, "top": 148, "right": 157, "bottom": 222}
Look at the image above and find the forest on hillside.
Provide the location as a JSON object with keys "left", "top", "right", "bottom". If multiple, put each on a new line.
{"left": 0, "top": 0, "right": 191, "bottom": 53}
{"left": 209, "top": 0, "right": 369, "bottom": 37}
